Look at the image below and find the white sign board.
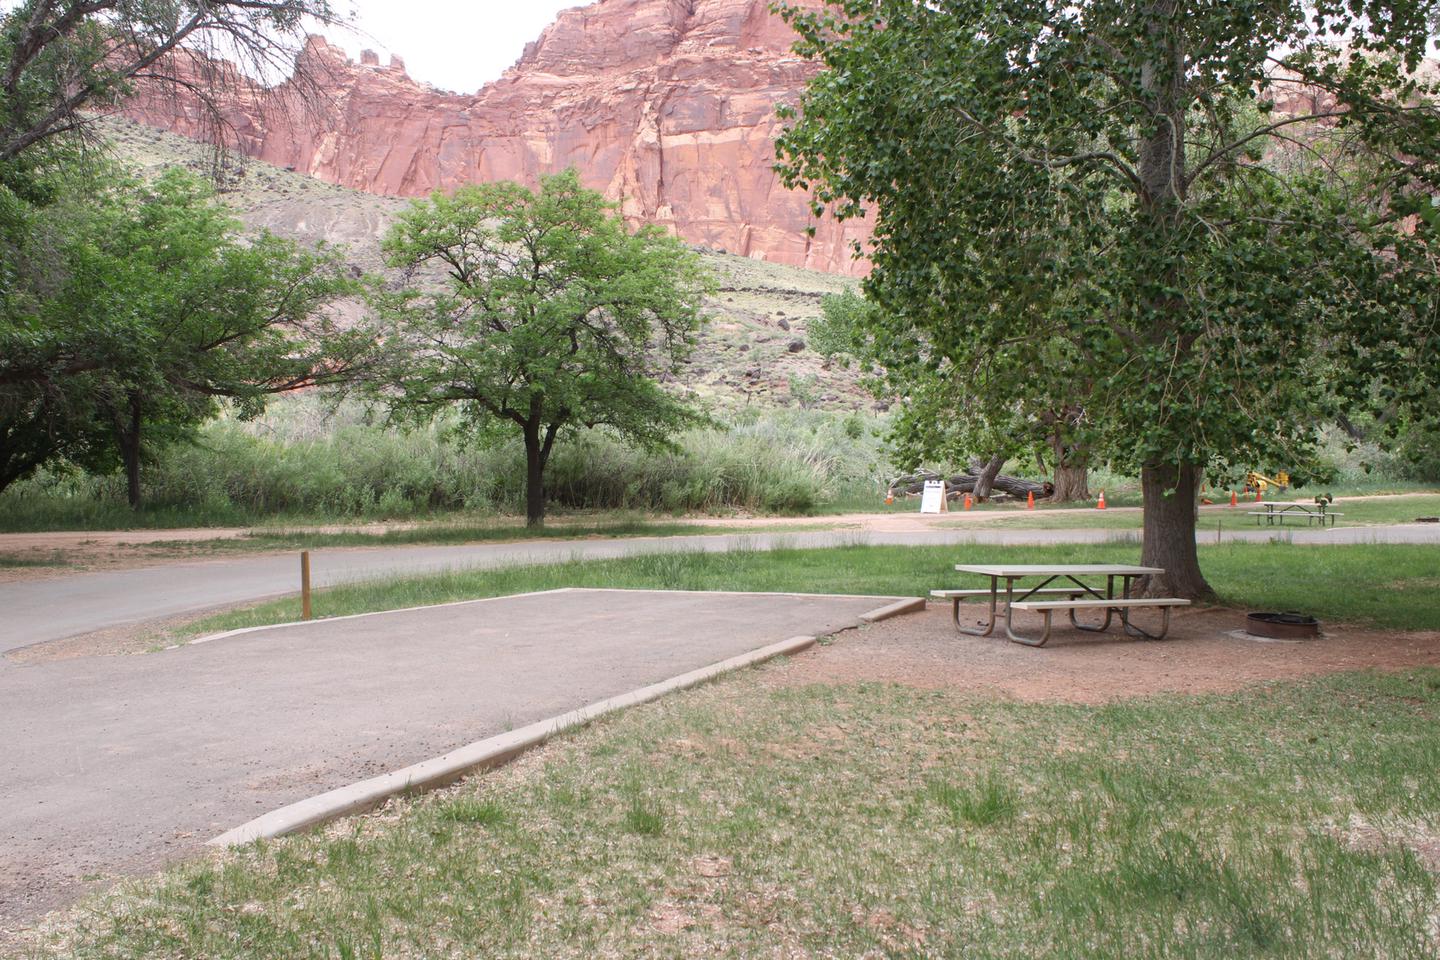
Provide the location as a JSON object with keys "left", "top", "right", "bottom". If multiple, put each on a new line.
{"left": 920, "top": 480, "right": 948, "bottom": 514}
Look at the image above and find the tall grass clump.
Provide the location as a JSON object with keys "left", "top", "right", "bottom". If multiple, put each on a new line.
{"left": 0, "top": 398, "right": 893, "bottom": 529}
{"left": 546, "top": 409, "right": 882, "bottom": 514}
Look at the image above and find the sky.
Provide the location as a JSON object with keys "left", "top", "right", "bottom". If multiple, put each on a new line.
{"left": 320, "top": 0, "right": 590, "bottom": 92}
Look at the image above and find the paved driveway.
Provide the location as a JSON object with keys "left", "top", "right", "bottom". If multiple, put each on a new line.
{"left": 0, "top": 588, "right": 892, "bottom": 932}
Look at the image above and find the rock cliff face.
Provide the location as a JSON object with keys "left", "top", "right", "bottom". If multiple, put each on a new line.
{"left": 120, "top": 0, "right": 871, "bottom": 275}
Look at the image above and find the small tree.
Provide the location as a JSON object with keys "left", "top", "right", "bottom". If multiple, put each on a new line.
{"left": 377, "top": 170, "right": 710, "bottom": 527}
{"left": 0, "top": 1, "right": 359, "bottom": 501}
{"left": 27, "top": 167, "right": 366, "bottom": 506}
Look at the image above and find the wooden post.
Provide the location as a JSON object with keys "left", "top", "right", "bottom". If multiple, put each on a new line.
{"left": 301, "top": 550, "right": 312, "bottom": 621}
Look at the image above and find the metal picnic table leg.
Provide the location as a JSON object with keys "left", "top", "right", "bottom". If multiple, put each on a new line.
{"left": 952, "top": 577, "right": 999, "bottom": 637}
{"left": 1004, "top": 577, "right": 1052, "bottom": 646}
{"left": 1067, "top": 573, "right": 1114, "bottom": 633}
{"left": 1119, "top": 604, "right": 1176, "bottom": 640}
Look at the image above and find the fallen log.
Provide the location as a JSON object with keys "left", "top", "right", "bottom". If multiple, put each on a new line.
{"left": 887, "top": 471, "right": 1052, "bottom": 500}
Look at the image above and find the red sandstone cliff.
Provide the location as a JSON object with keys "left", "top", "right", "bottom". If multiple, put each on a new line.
{"left": 119, "top": 0, "right": 871, "bottom": 276}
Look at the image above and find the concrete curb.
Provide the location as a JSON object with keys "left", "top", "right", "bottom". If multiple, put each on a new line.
{"left": 859, "top": 596, "right": 927, "bottom": 623}
{"left": 207, "top": 632, "right": 820, "bottom": 847}
{"left": 204, "top": 593, "right": 925, "bottom": 848}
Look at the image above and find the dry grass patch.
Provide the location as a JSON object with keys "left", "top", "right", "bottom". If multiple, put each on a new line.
{"left": 21, "top": 664, "right": 1440, "bottom": 959}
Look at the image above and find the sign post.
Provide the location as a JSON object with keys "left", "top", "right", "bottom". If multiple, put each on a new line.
{"left": 300, "top": 551, "right": 312, "bottom": 621}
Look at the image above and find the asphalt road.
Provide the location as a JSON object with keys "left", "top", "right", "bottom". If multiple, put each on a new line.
{"left": 5, "top": 524, "right": 1439, "bottom": 654}
{"left": 0, "top": 588, "right": 892, "bottom": 931}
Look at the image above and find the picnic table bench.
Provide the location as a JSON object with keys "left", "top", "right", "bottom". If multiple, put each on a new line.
{"left": 1247, "top": 500, "right": 1341, "bottom": 527}
{"left": 947, "top": 564, "right": 1190, "bottom": 647}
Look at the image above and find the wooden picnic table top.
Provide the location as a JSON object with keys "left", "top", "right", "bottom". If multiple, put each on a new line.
{"left": 1259, "top": 501, "right": 1328, "bottom": 508}
{"left": 953, "top": 563, "right": 1164, "bottom": 577}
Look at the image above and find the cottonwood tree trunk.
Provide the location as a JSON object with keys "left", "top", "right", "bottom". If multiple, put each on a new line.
{"left": 1133, "top": 0, "right": 1210, "bottom": 599}
{"left": 970, "top": 454, "right": 1006, "bottom": 500}
{"left": 1049, "top": 431, "right": 1090, "bottom": 502}
{"left": 1052, "top": 462, "right": 1090, "bottom": 502}
{"left": 1138, "top": 462, "right": 1212, "bottom": 599}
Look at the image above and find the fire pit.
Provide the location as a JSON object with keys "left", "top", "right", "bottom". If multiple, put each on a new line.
{"left": 1246, "top": 612, "right": 1320, "bottom": 640}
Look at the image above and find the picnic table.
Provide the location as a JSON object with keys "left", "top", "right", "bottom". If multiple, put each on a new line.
{"left": 1248, "top": 500, "right": 1341, "bottom": 527}
{"left": 936, "top": 564, "right": 1188, "bottom": 647}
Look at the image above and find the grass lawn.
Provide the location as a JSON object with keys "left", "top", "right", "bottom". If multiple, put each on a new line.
{"left": 186, "top": 541, "right": 1440, "bottom": 637}
{"left": 28, "top": 668, "right": 1440, "bottom": 959}
{"left": 138, "top": 518, "right": 756, "bottom": 555}
{"left": 0, "top": 552, "right": 67, "bottom": 568}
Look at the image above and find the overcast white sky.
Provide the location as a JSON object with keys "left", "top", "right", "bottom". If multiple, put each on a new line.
{"left": 321, "top": 0, "right": 590, "bottom": 92}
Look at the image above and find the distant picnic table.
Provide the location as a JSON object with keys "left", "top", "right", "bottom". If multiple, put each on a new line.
{"left": 935, "top": 564, "right": 1189, "bottom": 647}
{"left": 1248, "top": 500, "right": 1341, "bottom": 527}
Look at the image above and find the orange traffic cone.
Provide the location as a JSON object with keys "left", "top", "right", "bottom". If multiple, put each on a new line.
{"left": 1230, "top": 490, "right": 1238, "bottom": 508}
{"left": 1026, "top": 490, "right": 1035, "bottom": 510}
{"left": 1096, "top": 490, "right": 1107, "bottom": 510}
{"left": 963, "top": 492, "right": 973, "bottom": 510}
{"left": 885, "top": 491, "right": 894, "bottom": 505}
{"left": 1255, "top": 488, "right": 1263, "bottom": 502}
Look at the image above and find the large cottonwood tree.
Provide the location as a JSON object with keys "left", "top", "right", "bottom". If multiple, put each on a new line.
{"left": 777, "top": 0, "right": 1440, "bottom": 597}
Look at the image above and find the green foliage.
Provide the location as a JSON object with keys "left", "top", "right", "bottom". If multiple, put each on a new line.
{"left": 0, "top": 165, "right": 365, "bottom": 504}
{"left": 1384, "top": 420, "right": 1440, "bottom": 483}
{"left": 775, "top": 0, "right": 1440, "bottom": 593}
{"left": 0, "top": 404, "right": 887, "bottom": 527}
{"left": 809, "top": 290, "right": 875, "bottom": 366}
{"left": 0, "top": 1, "right": 341, "bottom": 168}
{"left": 375, "top": 170, "right": 713, "bottom": 525}
{"left": 0, "top": 0, "right": 352, "bottom": 500}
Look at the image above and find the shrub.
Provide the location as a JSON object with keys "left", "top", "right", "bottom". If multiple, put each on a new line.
{"left": 0, "top": 399, "right": 893, "bottom": 528}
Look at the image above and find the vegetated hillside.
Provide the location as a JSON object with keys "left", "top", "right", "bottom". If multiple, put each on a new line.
{"left": 100, "top": 116, "right": 873, "bottom": 413}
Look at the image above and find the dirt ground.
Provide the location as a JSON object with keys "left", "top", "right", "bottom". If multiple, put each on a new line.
{"left": 769, "top": 603, "right": 1440, "bottom": 703}
{"left": 3, "top": 609, "right": 233, "bottom": 664}
{"left": 0, "top": 526, "right": 404, "bottom": 582}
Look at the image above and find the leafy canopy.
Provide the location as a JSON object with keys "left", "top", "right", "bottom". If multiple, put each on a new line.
{"left": 0, "top": 0, "right": 357, "bottom": 500}
{"left": 377, "top": 169, "right": 711, "bottom": 524}
{"left": 775, "top": 0, "right": 1440, "bottom": 594}
{"left": 779, "top": 0, "right": 1439, "bottom": 476}
{"left": 0, "top": 165, "right": 365, "bottom": 499}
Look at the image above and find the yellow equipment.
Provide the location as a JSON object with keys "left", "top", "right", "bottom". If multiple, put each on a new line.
{"left": 1245, "top": 471, "right": 1290, "bottom": 493}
